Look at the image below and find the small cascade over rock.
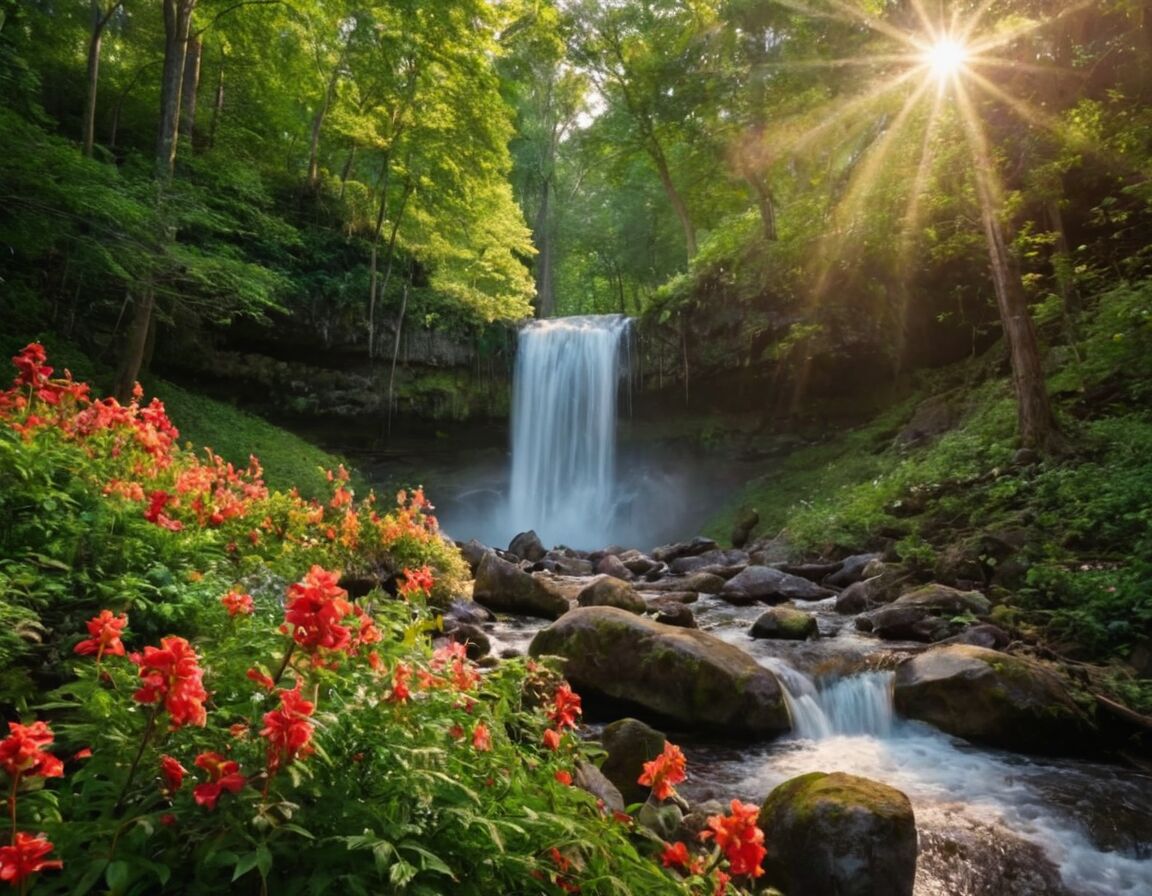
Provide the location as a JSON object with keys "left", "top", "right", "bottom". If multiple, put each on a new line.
{"left": 767, "top": 664, "right": 896, "bottom": 740}
{"left": 508, "top": 315, "right": 631, "bottom": 548}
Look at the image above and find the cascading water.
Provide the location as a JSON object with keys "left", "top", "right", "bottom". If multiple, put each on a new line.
{"left": 768, "top": 665, "right": 895, "bottom": 740}
{"left": 507, "top": 315, "right": 631, "bottom": 549}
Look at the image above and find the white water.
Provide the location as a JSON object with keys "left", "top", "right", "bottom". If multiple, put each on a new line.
{"left": 507, "top": 315, "right": 631, "bottom": 549}
{"left": 699, "top": 664, "right": 1152, "bottom": 895}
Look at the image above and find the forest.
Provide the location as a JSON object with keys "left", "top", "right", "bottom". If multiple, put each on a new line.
{"left": 1, "top": 0, "right": 1152, "bottom": 894}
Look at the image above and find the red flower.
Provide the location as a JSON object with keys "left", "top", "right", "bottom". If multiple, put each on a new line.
{"left": 542, "top": 728, "right": 562, "bottom": 751}
{"left": 246, "top": 667, "right": 275, "bottom": 690}
{"left": 0, "top": 832, "right": 62, "bottom": 884}
{"left": 260, "top": 686, "right": 315, "bottom": 773}
{"left": 74, "top": 610, "right": 128, "bottom": 660}
{"left": 548, "top": 684, "right": 582, "bottom": 730}
{"left": 388, "top": 662, "right": 412, "bottom": 703}
{"left": 638, "top": 742, "right": 687, "bottom": 802}
{"left": 554, "top": 769, "right": 573, "bottom": 786}
{"left": 471, "top": 722, "right": 492, "bottom": 752}
{"left": 192, "top": 752, "right": 245, "bottom": 810}
{"left": 699, "top": 800, "right": 765, "bottom": 878}
{"left": 220, "top": 590, "right": 254, "bottom": 617}
{"left": 712, "top": 869, "right": 731, "bottom": 896}
{"left": 284, "top": 566, "right": 353, "bottom": 653}
{"left": 661, "top": 841, "right": 693, "bottom": 871}
{"left": 11, "top": 344, "right": 52, "bottom": 388}
{"left": 0, "top": 721, "right": 63, "bottom": 781}
{"left": 160, "top": 755, "right": 186, "bottom": 792}
{"left": 132, "top": 636, "right": 209, "bottom": 729}
{"left": 143, "top": 490, "right": 183, "bottom": 531}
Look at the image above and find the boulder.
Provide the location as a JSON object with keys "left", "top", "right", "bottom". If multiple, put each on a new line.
{"left": 443, "top": 599, "right": 495, "bottom": 627}
{"left": 777, "top": 561, "right": 843, "bottom": 583}
{"left": 594, "top": 554, "right": 634, "bottom": 581}
{"left": 893, "top": 644, "right": 1096, "bottom": 752}
{"left": 759, "top": 772, "right": 917, "bottom": 896}
{"left": 652, "top": 537, "right": 718, "bottom": 563}
{"left": 825, "top": 553, "right": 882, "bottom": 588}
{"left": 836, "top": 579, "right": 874, "bottom": 614}
{"left": 619, "top": 552, "right": 662, "bottom": 577}
{"left": 441, "top": 623, "right": 491, "bottom": 661}
{"left": 745, "top": 535, "right": 794, "bottom": 566}
{"left": 508, "top": 530, "right": 547, "bottom": 563}
{"left": 529, "top": 607, "right": 791, "bottom": 737}
{"left": 642, "top": 572, "right": 726, "bottom": 595}
{"left": 750, "top": 607, "right": 818, "bottom": 641}
{"left": 551, "top": 557, "right": 595, "bottom": 577}
{"left": 938, "top": 623, "right": 1011, "bottom": 650}
{"left": 574, "top": 761, "right": 625, "bottom": 813}
{"left": 669, "top": 549, "right": 748, "bottom": 575}
{"left": 731, "top": 507, "right": 759, "bottom": 549}
{"left": 860, "top": 584, "right": 992, "bottom": 642}
{"left": 651, "top": 602, "right": 697, "bottom": 629}
{"left": 577, "top": 576, "right": 646, "bottom": 614}
{"left": 472, "top": 552, "right": 571, "bottom": 620}
{"left": 599, "top": 718, "right": 666, "bottom": 805}
{"left": 457, "top": 539, "right": 492, "bottom": 575}
{"left": 720, "top": 566, "right": 835, "bottom": 605}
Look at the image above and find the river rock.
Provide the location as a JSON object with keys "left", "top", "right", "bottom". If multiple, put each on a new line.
{"left": 529, "top": 607, "right": 791, "bottom": 737}
{"left": 619, "top": 551, "right": 662, "bottom": 576}
{"left": 574, "top": 761, "right": 625, "bottom": 813}
{"left": 893, "top": 645, "right": 1096, "bottom": 752}
{"left": 594, "top": 553, "right": 634, "bottom": 581}
{"left": 720, "top": 565, "right": 835, "bottom": 605}
{"left": 669, "top": 549, "right": 748, "bottom": 575}
{"left": 938, "top": 623, "right": 1011, "bottom": 650}
{"left": 600, "top": 718, "right": 666, "bottom": 805}
{"left": 731, "top": 507, "right": 759, "bottom": 548}
{"left": 551, "top": 557, "right": 595, "bottom": 576}
{"left": 441, "top": 623, "right": 491, "bottom": 660}
{"left": 443, "top": 599, "right": 495, "bottom": 627}
{"left": 652, "top": 537, "right": 718, "bottom": 563}
{"left": 577, "top": 576, "right": 646, "bottom": 614}
{"left": 642, "top": 572, "right": 726, "bottom": 595}
{"left": 508, "top": 530, "right": 547, "bottom": 562}
{"left": 759, "top": 771, "right": 917, "bottom": 896}
{"left": 836, "top": 579, "right": 875, "bottom": 614}
{"left": 472, "top": 552, "right": 571, "bottom": 620}
{"left": 746, "top": 535, "right": 794, "bottom": 565}
{"left": 651, "top": 601, "right": 697, "bottom": 628}
{"left": 825, "top": 552, "right": 882, "bottom": 588}
{"left": 778, "top": 560, "right": 844, "bottom": 583}
{"left": 750, "top": 607, "right": 818, "bottom": 641}
{"left": 456, "top": 539, "right": 492, "bottom": 575}
{"left": 861, "top": 584, "right": 992, "bottom": 642}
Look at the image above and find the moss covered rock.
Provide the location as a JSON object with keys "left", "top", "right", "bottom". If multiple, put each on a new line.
{"left": 599, "top": 718, "right": 666, "bottom": 805}
{"left": 472, "top": 552, "right": 570, "bottom": 620}
{"left": 577, "top": 576, "right": 646, "bottom": 614}
{"left": 758, "top": 771, "right": 917, "bottom": 896}
{"left": 528, "top": 607, "right": 790, "bottom": 736}
{"left": 893, "top": 644, "right": 1096, "bottom": 752}
{"left": 750, "top": 607, "right": 818, "bottom": 640}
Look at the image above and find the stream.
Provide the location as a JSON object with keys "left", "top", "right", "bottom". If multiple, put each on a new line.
{"left": 485, "top": 589, "right": 1152, "bottom": 895}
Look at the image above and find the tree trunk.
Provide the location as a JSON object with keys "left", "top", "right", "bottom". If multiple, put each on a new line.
{"left": 650, "top": 140, "right": 697, "bottom": 259}
{"left": 113, "top": 283, "right": 155, "bottom": 403}
{"left": 306, "top": 56, "right": 345, "bottom": 190}
{"left": 180, "top": 35, "right": 202, "bottom": 150}
{"left": 82, "top": 2, "right": 123, "bottom": 157}
{"left": 533, "top": 176, "right": 555, "bottom": 318}
{"left": 369, "top": 177, "right": 413, "bottom": 359}
{"left": 386, "top": 274, "right": 412, "bottom": 435}
{"left": 207, "top": 50, "right": 225, "bottom": 150}
{"left": 367, "top": 159, "right": 392, "bottom": 358}
{"left": 157, "top": 0, "right": 197, "bottom": 178}
{"left": 976, "top": 177, "right": 1061, "bottom": 452}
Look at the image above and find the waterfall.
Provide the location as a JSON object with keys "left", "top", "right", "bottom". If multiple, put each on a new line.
{"left": 507, "top": 315, "right": 631, "bottom": 549}
{"left": 764, "top": 662, "right": 895, "bottom": 740}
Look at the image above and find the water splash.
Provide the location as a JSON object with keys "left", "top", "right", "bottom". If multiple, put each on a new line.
{"left": 507, "top": 315, "right": 631, "bottom": 549}
{"left": 766, "top": 662, "right": 895, "bottom": 740}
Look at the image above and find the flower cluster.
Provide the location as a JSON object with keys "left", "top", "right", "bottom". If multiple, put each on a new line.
{"left": 73, "top": 610, "right": 128, "bottom": 660}
{"left": 699, "top": 800, "right": 766, "bottom": 878}
{"left": 261, "top": 686, "right": 316, "bottom": 774}
{"left": 638, "top": 741, "right": 687, "bottom": 801}
{"left": 132, "top": 636, "right": 209, "bottom": 729}
{"left": 0, "top": 722, "right": 64, "bottom": 884}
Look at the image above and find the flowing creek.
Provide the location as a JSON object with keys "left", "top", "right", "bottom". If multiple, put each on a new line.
{"left": 485, "top": 591, "right": 1152, "bottom": 895}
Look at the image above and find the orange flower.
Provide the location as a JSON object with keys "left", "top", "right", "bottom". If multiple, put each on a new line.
{"left": 74, "top": 610, "right": 128, "bottom": 660}
{"left": 132, "top": 636, "right": 209, "bottom": 729}
{"left": 542, "top": 728, "right": 562, "bottom": 751}
{"left": 637, "top": 742, "right": 687, "bottom": 801}
{"left": 0, "top": 832, "right": 62, "bottom": 884}
{"left": 554, "top": 769, "right": 573, "bottom": 786}
{"left": 0, "top": 721, "right": 63, "bottom": 781}
{"left": 397, "top": 565, "right": 435, "bottom": 599}
{"left": 388, "top": 663, "right": 412, "bottom": 703}
{"left": 699, "top": 799, "right": 765, "bottom": 878}
{"left": 246, "top": 667, "right": 275, "bottom": 690}
{"left": 220, "top": 590, "right": 254, "bottom": 617}
{"left": 471, "top": 722, "right": 492, "bottom": 752}
{"left": 661, "top": 841, "right": 696, "bottom": 872}
{"left": 192, "top": 752, "right": 245, "bottom": 810}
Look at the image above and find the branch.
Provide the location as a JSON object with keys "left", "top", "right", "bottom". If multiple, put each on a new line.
{"left": 194, "top": 0, "right": 291, "bottom": 38}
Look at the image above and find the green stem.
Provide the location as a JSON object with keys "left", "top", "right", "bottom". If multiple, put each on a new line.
{"left": 270, "top": 641, "right": 297, "bottom": 688}
{"left": 112, "top": 703, "right": 161, "bottom": 815}
{"left": 9, "top": 773, "right": 19, "bottom": 845}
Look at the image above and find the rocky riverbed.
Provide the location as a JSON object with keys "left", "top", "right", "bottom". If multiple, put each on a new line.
{"left": 435, "top": 530, "right": 1152, "bottom": 895}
